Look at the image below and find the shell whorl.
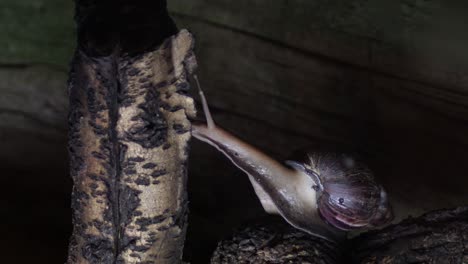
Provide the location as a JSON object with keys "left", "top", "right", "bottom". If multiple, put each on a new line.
{"left": 302, "top": 152, "right": 393, "bottom": 231}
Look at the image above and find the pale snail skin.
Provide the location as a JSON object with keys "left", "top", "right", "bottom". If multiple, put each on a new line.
{"left": 191, "top": 77, "right": 392, "bottom": 242}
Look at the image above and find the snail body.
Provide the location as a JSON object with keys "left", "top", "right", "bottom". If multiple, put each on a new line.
{"left": 192, "top": 123, "right": 340, "bottom": 241}
{"left": 191, "top": 77, "right": 393, "bottom": 241}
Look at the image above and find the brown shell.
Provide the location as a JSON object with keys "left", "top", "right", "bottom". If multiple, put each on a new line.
{"left": 304, "top": 152, "right": 393, "bottom": 231}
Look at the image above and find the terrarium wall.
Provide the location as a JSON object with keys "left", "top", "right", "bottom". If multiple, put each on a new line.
{"left": 1, "top": 0, "right": 467, "bottom": 263}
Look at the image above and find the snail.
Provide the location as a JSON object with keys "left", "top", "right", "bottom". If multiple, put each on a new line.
{"left": 190, "top": 76, "right": 393, "bottom": 242}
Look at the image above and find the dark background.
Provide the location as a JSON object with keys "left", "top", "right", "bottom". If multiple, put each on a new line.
{"left": 1, "top": 0, "right": 467, "bottom": 263}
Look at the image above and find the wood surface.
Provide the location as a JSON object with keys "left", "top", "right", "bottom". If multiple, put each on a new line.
{"left": 211, "top": 221, "right": 342, "bottom": 264}
{"left": 211, "top": 207, "right": 468, "bottom": 264}
{"left": 352, "top": 206, "right": 468, "bottom": 264}
{"left": 67, "top": 30, "right": 196, "bottom": 264}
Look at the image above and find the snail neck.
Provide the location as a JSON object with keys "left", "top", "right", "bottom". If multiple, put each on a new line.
{"left": 192, "top": 123, "right": 297, "bottom": 189}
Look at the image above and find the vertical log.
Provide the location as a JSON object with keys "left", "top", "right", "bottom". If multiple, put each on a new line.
{"left": 115, "top": 30, "right": 196, "bottom": 263}
{"left": 67, "top": 50, "right": 119, "bottom": 264}
{"left": 67, "top": 1, "right": 196, "bottom": 263}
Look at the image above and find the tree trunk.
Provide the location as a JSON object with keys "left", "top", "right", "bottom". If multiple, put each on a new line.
{"left": 67, "top": 1, "right": 197, "bottom": 263}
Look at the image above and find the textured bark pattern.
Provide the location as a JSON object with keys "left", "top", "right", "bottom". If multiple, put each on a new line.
{"left": 351, "top": 207, "right": 468, "bottom": 264}
{"left": 115, "top": 30, "right": 196, "bottom": 263}
{"left": 211, "top": 208, "right": 468, "bottom": 264}
{"left": 67, "top": 30, "right": 196, "bottom": 264}
{"left": 67, "top": 53, "right": 118, "bottom": 264}
{"left": 211, "top": 222, "right": 342, "bottom": 264}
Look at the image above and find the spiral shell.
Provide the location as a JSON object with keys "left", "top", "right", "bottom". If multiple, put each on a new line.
{"left": 303, "top": 152, "right": 393, "bottom": 231}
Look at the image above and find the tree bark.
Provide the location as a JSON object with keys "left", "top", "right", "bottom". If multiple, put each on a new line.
{"left": 67, "top": 1, "right": 196, "bottom": 263}
{"left": 351, "top": 206, "right": 468, "bottom": 264}
{"left": 211, "top": 207, "right": 468, "bottom": 264}
{"left": 211, "top": 221, "right": 343, "bottom": 264}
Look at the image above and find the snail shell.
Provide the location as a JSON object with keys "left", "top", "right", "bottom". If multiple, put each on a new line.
{"left": 297, "top": 152, "right": 393, "bottom": 230}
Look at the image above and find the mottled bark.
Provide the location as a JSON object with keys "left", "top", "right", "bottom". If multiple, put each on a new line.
{"left": 211, "top": 221, "right": 343, "bottom": 264}
{"left": 67, "top": 30, "right": 196, "bottom": 264}
{"left": 351, "top": 206, "right": 468, "bottom": 264}
{"left": 211, "top": 207, "right": 468, "bottom": 263}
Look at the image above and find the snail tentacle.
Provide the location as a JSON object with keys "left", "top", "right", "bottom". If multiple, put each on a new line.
{"left": 193, "top": 74, "right": 215, "bottom": 129}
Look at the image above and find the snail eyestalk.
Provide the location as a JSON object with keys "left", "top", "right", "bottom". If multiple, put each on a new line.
{"left": 191, "top": 76, "right": 393, "bottom": 242}
{"left": 193, "top": 74, "right": 215, "bottom": 129}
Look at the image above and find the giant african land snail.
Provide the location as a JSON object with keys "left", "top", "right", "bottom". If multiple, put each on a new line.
{"left": 191, "top": 76, "right": 393, "bottom": 242}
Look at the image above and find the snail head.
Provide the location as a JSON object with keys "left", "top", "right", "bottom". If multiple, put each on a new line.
{"left": 288, "top": 153, "right": 393, "bottom": 231}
